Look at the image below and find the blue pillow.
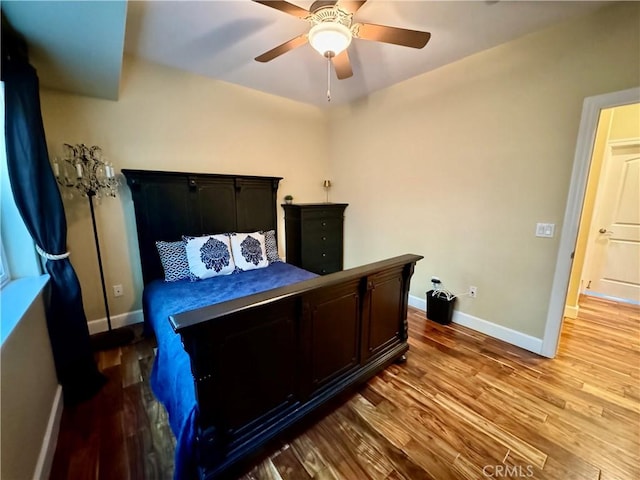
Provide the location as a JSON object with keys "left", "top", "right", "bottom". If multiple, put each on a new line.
{"left": 155, "top": 240, "right": 190, "bottom": 282}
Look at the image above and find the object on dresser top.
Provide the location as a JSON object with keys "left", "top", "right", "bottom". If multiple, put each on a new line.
{"left": 282, "top": 203, "right": 348, "bottom": 275}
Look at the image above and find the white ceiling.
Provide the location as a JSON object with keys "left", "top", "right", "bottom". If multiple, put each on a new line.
{"left": 2, "top": 0, "right": 127, "bottom": 100}
{"left": 4, "top": 1, "right": 610, "bottom": 107}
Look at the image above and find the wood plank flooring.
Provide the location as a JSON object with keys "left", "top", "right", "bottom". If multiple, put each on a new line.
{"left": 49, "top": 295, "right": 640, "bottom": 479}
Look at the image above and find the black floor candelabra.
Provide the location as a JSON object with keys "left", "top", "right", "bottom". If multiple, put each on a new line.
{"left": 54, "top": 143, "right": 134, "bottom": 350}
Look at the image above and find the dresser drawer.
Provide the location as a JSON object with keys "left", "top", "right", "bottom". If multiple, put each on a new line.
{"left": 302, "top": 246, "right": 342, "bottom": 266}
{"left": 302, "top": 229, "right": 341, "bottom": 251}
{"left": 301, "top": 209, "right": 344, "bottom": 220}
{"left": 303, "top": 218, "right": 342, "bottom": 235}
{"left": 304, "top": 259, "right": 342, "bottom": 275}
{"left": 302, "top": 218, "right": 343, "bottom": 232}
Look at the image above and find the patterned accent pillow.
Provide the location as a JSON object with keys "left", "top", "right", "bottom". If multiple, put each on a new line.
{"left": 184, "top": 234, "right": 235, "bottom": 280}
{"left": 229, "top": 232, "right": 269, "bottom": 272}
{"left": 155, "top": 240, "right": 190, "bottom": 282}
{"left": 262, "top": 230, "right": 282, "bottom": 264}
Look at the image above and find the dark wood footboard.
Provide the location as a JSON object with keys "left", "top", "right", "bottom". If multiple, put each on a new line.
{"left": 170, "top": 254, "right": 422, "bottom": 480}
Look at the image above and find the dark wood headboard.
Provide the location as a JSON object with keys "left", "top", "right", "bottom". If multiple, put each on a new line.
{"left": 122, "top": 170, "right": 282, "bottom": 285}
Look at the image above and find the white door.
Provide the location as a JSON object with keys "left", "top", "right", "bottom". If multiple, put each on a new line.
{"left": 583, "top": 141, "right": 640, "bottom": 303}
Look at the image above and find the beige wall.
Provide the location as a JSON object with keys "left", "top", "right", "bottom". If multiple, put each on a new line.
{"left": 40, "top": 56, "right": 329, "bottom": 321}
{"left": 1, "top": 285, "right": 59, "bottom": 480}
{"left": 327, "top": 2, "right": 640, "bottom": 338}
{"left": 566, "top": 102, "right": 640, "bottom": 312}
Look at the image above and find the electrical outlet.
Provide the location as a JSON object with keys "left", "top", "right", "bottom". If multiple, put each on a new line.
{"left": 469, "top": 286, "right": 477, "bottom": 298}
{"left": 113, "top": 284, "right": 123, "bottom": 297}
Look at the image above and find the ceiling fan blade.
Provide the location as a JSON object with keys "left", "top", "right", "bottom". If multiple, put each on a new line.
{"left": 355, "top": 23, "right": 431, "bottom": 49}
{"left": 332, "top": 50, "right": 353, "bottom": 79}
{"left": 336, "top": 1, "right": 368, "bottom": 14}
{"left": 255, "top": 34, "right": 308, "bottom": 62}
{"left": 252, "top": 0, "right": 310, "bottom": 19}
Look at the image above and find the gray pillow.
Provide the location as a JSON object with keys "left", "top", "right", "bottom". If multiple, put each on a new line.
{"left": 262, "top": 230, "right": 282, "bottom": 263}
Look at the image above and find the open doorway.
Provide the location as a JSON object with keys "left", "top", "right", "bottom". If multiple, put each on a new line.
{"left": 541, "top": 87, "right": 640, "bottom": 358}
{"left": 565, "top": 104, "right": 640, "bottom": 316}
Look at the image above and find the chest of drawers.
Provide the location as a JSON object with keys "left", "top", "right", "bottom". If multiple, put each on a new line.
{"left": 282, "top": 203, "right": 348, "bottom": 275}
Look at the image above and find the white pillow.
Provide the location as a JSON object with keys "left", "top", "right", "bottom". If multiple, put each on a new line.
{"left": 229, "top": 232, "right": 269, "bottom": 271}
{"left": 184, "top": 234, "right": 235, "bottom": 280}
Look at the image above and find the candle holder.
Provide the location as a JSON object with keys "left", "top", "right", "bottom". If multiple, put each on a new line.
{"left": 53, "top": 144, "right": 133, "bottom": 350}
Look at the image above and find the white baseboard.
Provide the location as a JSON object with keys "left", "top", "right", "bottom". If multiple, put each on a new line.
{"left": 88, "top": 309, "right": 144, "bottom": 335}
{"left": 409, "top": 295, "right": 427, "bottom": 311}
{"left": 563, "top": 304, "right": 579, "bottom": 319}
{"left": 409, "top": 294, "right": 543, "bottom": 355}
{"left": 33, "top": 385, "right": 63, "bottom": 480}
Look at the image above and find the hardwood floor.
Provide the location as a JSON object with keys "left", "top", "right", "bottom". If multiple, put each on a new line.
{"left": 50, "top": 295, "right": 640, "bottom": 479}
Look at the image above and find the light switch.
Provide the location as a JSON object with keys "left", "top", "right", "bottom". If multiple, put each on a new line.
{"left": 536, "top": 223, "right": 555, "bottom": 238}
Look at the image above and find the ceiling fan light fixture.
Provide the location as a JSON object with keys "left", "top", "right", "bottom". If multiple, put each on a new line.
{"left": 308, "top": 22, "right": 352, "bottom": 56}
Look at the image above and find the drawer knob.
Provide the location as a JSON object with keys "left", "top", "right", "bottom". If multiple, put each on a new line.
{"left": 322, "top": 253, "right": 326, "bottom": 257}
{"left": 322, "top": 222, "right": 326, "bottom": 226}
{"left": 322, "top": 236, "right": 327, "bottom": 241}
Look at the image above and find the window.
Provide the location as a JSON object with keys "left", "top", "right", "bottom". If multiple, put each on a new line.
{"left": 0, "top": 83, "right": 42, "bottom": 282}
{"left": 0, "top": 84, "right": 11, "bottom": 288}
{"left": 0, "top": 239, "right": 9, "bottom": 287}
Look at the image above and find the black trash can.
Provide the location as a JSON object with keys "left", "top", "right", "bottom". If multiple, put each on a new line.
{"left": 426, "top": 290, "right": 456, "bottom": 325}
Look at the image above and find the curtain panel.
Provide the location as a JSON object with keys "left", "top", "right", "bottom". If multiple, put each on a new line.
{"left": 2, "top": 19, "right": 105, "bottom": 405}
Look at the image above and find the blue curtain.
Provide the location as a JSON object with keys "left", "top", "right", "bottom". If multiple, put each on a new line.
{"left": 2, "top": 15, "right": 105, "bottom": 405}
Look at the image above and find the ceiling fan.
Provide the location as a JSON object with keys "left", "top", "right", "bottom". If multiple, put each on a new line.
{"left": 252, "top": 0, "right": 431, "bottom": 81}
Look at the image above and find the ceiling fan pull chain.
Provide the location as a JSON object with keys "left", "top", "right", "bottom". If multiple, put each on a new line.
{"left": 326, "top": 55, "right": 332, "bottom": 102}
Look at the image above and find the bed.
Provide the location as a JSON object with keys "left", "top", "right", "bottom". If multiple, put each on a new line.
{"left": 123, "top": 169, "right": 422, "bottom": 480}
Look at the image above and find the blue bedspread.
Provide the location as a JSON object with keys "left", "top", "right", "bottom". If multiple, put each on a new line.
{"left": 143, "top": 262, "right": 317, "bottom": 480}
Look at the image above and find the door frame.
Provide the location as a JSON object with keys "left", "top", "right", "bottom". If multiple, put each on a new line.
{"left": 541, "top": 86, "right": 640, "bottom": 358}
